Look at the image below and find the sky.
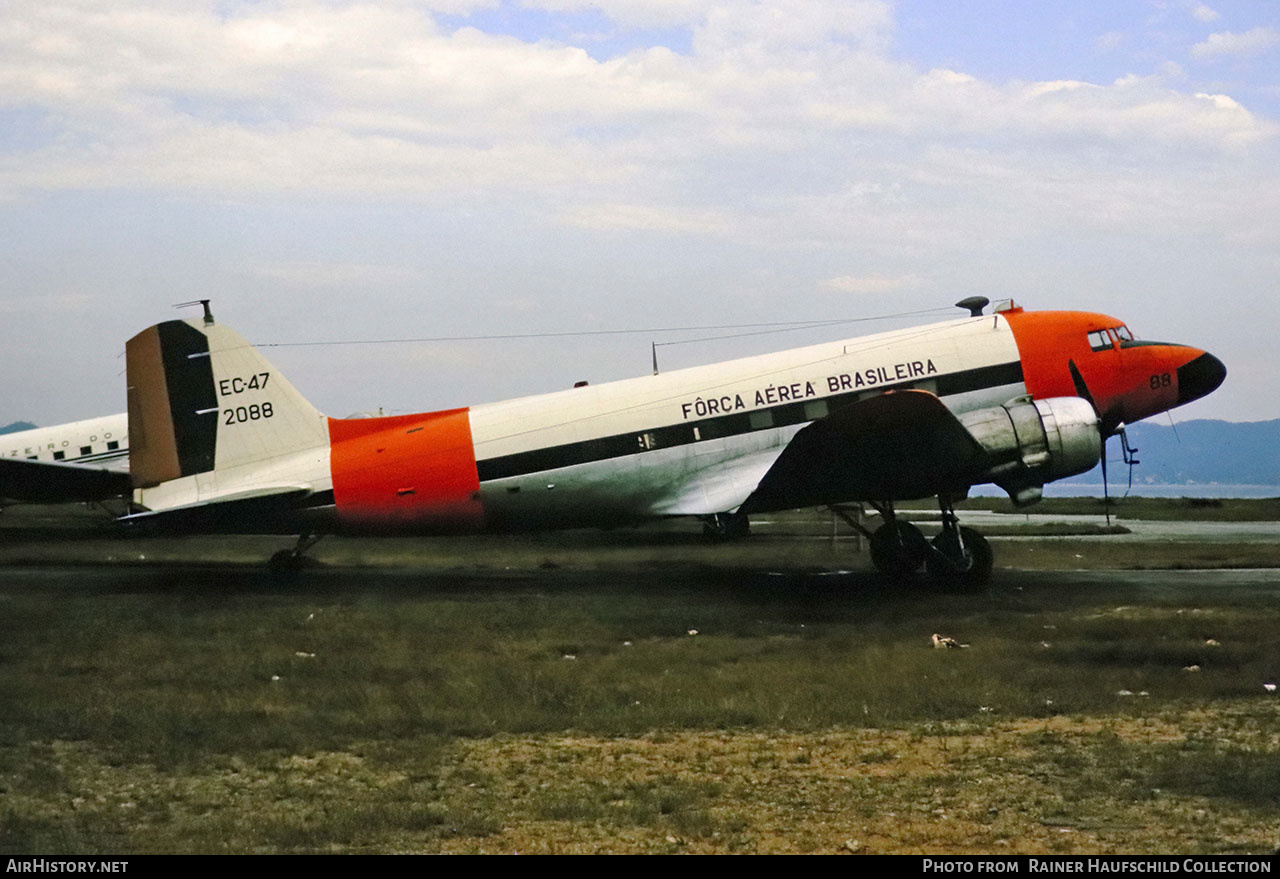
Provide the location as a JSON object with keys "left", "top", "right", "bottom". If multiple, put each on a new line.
{"left": 2, "top": 0, "right": 1277, "bottom": 426}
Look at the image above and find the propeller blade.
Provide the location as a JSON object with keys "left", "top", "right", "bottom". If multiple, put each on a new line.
{"left": 1101, "top": 434, "right": 1110, "bottom": 527}
{"left": 1068, "top": 358, "right": 1121, "bottom": 437}
{"left": 1068, "top": 358, "right": 1094, "bottom": 406}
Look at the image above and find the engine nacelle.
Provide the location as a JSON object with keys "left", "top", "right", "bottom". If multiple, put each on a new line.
{"left": 958, "top": 396, "right": 1101, "bottom": 505}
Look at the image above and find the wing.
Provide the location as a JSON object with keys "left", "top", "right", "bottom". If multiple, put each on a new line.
{"left": 0, "top": 457, "right": 133, "bottom": 503}
{"left": 740, "top": 389, "right": 990, "bottom": 512}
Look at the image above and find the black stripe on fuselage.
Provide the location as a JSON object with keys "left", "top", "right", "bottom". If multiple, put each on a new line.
{"left": 6, "top": 449, "right": 127, "bottom": 465}
{"left": 63, "top": 449, "right": 129, "bottom": 465}
{"left": 476, "top": 360, "right": 1024, "bottom": 482}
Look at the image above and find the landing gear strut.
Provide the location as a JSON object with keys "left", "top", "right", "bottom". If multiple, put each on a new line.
{"left": 701, "top": 511, "right": 750, "bottom": 542}
{"left": 268, "top": 533, "right": 323, "bottom": 578}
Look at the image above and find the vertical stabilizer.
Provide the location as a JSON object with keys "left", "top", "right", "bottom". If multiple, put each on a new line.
{"left": 126, "top": 317, "right": 328, "bottom": 491}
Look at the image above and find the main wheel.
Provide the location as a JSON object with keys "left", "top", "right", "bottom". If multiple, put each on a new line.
{"left": 925, "top": 526, "right": 993, "bottom": 589}
{"left": 869, "top": 521, "right": 929, "bottom": 580}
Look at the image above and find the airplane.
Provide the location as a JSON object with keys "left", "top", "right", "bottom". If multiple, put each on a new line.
{"left": 0, "top": 414, "right": 130, "bottom": 504}
{"left": 12, "top": 297, "right": 1227, "bottom": 585}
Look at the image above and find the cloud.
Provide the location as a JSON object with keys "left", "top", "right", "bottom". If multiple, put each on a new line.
{"left": 3, "top": 0, "right": 1270, "bottom": 311}
{"left": 521, "top": 0, "right": 718, "bottom": 29}
{"left": 1095, "top": 31, "right": 1124, "bottom": 53}
{"left": 1191, "top": 27, "right": 1280, "bottom": 58}
{"left": 241, "top": 260, "right": 422, "bottom": 288}
{"left": 0, "top": 1, "right": 1273, "bottom": 258}
{"left": 693, "top": 0, "right": 894, "bottom": 56}
{"left": 556, "top": 202, "right": 729, "bottom": 234}
{"left": 0, "top": 293, "right": 97, "bottom": 314}
{"left": 1, "top": 0, "right": 1272, "bottom": 215}
{"left": 819, "top": 275, "right": 921, "bottom": 294}
{"left": 1190, "top": 4, "right": 1220, "bottom": 24}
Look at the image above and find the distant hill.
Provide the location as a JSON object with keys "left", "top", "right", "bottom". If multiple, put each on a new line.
{"left": 1062, "top": 418, "right": 1280, "bottom": 487}
{"left": 0, "top": 421, "right": 37, "bottom": 435}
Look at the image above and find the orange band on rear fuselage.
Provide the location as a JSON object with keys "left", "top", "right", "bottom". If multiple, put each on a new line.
{"left": 328, "top": 408, "right": 482, "bottom": 533}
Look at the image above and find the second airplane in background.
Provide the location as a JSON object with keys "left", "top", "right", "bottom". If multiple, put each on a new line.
{"left": 0, "top": 414, "right": 129, "bottom": 504}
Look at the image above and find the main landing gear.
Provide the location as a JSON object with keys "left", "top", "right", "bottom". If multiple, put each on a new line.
{"left": 855, "top": 498, "right": 993, "bottom": 588}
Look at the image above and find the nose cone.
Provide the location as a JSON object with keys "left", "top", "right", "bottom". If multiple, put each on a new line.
{"left": 1177, "top": 351, "right": 1227, "bottom": 406}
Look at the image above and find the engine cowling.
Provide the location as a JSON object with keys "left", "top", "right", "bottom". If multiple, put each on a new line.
{"left": 958, "top": 396, "right": 1101, "bottom": 505}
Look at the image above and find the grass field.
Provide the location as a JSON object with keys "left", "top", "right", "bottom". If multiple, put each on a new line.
{"left": 1, "top": 501, "right": 1278, "bottom": 854}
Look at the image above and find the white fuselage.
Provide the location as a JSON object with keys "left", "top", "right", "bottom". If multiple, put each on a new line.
{"left": 466, "top": 314, "right": 1024, "bottom": 528}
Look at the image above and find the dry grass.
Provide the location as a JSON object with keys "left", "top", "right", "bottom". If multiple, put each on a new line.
{"left": 4, "top": 711, "right": 1276, "bottom": 854}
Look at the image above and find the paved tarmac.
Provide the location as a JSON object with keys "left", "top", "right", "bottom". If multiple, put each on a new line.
{"left": 951, "top": 510, "right": 1280, "bottom": 543}
{"left": 745, "top": 508, "right": 1280, "bottom": 543}
{"left": 1, "top": 559, "right": 1275, "bottom": 601}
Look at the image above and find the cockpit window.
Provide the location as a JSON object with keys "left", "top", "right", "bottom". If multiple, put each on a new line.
{"left": 1088, "top": 326, "right": 1132, "bottom": 351}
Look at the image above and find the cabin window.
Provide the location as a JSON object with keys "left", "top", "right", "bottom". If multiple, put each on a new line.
{"left": 1087, "top": 330, "right": 1112, "bottom": 352}
{"left": 107, "top": 441, "right": 119, "bottom": 451}
{"left": 698, "top": 420, "right": 727, "bottom": 440}
{"left": 53, "top": 451, "right": 65, "bottom": 461}
{"left": 804, "top": 400, "right": 829, "bottom": 421}
{"left": 80, "top": 446, "right": 92, "bottom": 456}
{"left": 749, "top": 410, "right": 774, "bottom": 430}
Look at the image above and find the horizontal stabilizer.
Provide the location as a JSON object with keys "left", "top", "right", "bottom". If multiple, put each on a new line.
{"left": 119, "top": 486, "right": 324, "bottom": 534}
{"left": 741, "top": 390, "right": 989, "bottom": 511}
{"left": 0, "top": 457, "right": 133, "bottom": 503}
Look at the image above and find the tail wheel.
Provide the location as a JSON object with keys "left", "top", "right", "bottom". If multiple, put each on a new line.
{"left": 702, "top": 512, "right": 750, "bottom": 542}
{"left": 869, "top": 521, "right": 928, "bottom": 580}
{"left": 267, "top": 533, "right": 323, "bottom": 580}
{"left": 268, "top": 549, "right": 304, "bottom": 580}
{"left": 926, "top": 526, "right": 993, "bottom": 589}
